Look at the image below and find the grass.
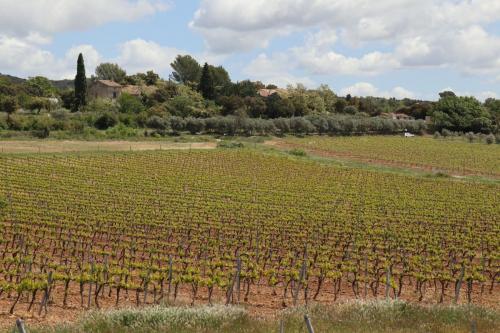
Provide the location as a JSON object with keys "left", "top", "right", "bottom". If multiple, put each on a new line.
{"left": 279, "top": 136, "right": 500, "bottom": 176}
{"left": 23, "top": 301, "right": 499, "bottom": 333}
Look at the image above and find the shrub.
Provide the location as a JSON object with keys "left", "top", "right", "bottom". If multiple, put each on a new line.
{"left": 106, "top": 124, "right": 138, "bottom": 139}
{"left": 118, "top": 93, "right": 145, "bottom": 114}
{"left": 289, "top": 148, "right": 307, "bottom": 157}
{"left": 465, "top": 132, "right": 476, "bottom": 143}
{"left": 485, "top": 134, "right": 495, "bottom": 145}
{"left": 94, "top": 112, "right": 118, "bottom": 130}
{"left": 218, "top": 141, "right": 244, "bottom": 149}
{"left": 441, "top": 129, "right": 453, "bottom": 137}
{"left": 343, "top": 106, "right": 358, "bottom": 115}
{"left": 146, "top": 115, "right": 167, "bottom": 130}
{"left": 186, "top": 117, "right": 205, "bottom": 134}
{"left": 433, "top": 131, "right": 442, "bottom": 139}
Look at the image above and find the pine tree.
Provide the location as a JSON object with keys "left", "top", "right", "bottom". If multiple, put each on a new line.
{"left": 74, "top": 53, "right": 87, "bottom": 111}
{"left": 198, "top": 63, "right": 215, "bottom": 100}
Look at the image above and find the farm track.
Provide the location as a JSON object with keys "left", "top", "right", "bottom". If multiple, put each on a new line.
{"left": 0, "top": 140, "right": 216, "bottom": 154}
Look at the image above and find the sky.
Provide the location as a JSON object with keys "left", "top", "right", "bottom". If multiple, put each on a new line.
{"left": 1, "top": 0, "right": 500, "bottom": 101}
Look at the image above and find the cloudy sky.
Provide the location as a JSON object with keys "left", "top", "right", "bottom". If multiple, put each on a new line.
{"left": 1, "top": 0, "right": 499, "bottom": 100}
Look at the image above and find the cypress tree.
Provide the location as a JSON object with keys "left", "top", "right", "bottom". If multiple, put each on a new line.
{"left": 74, "top": 53, "right": 87, "bottom": 111}
{"left": 198, "top": 62, "right": 215, "bottom": 100}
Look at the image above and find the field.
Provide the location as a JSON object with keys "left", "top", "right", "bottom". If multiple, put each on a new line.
{"left": 0, "top": 145, "right": 498, "bottom": 330}
{"left": 270, "top": 136, "right": 500, "bottom": 177}
{"left": 0, "top": 140, "right": 216, "bottom": 154}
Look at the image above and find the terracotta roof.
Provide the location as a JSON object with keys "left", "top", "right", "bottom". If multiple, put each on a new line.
{"left": 97, "top": 80, "right": 122, "bottom": 88}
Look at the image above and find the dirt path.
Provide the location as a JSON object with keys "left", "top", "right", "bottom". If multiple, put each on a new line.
{"left": 0, "top": 141, "right": 216, "bottom": 154}
{"left": 264, "top": 139, "right": 499, "bottom": 178}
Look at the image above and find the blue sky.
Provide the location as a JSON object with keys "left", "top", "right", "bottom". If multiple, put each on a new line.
{"left": 1, "top": 0, "right": 500, "bottom": 101}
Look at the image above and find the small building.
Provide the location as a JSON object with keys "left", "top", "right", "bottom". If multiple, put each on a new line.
{"left": 88, "top": 80, "right": 123, "bottom": 100}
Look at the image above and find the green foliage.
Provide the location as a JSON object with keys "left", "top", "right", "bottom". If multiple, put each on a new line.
{"left": 217, "top": 141, "right": 245, "bottom": 149}
{"left": 0, "top": 197, "right": 7, "bottom": 210}
{"left": 170, "top": 55, "right": 202, "bottom": 84}
{"left": 485, "top": 134, "right": 495, "bottom": 145}
{"left": 94, "top": 112, "right": 118, "bottom": 130}
{"left": 289, "top": 148, "right": 307, "bottom": 157}
{"left": 74, "top": 53, "right": 87, "bottom": 110}
{"left": 432, "top": 95, "right": 493, "bottom": 133}
{"left": 95, "top": 63, "right": 127, "bottom": 83}
{"left": 25, "top": 76, "right": 56, "bottom": 97}
{"left": 118, "top": 93, "right": 145, "bottom": 114}
{"left": 105, "top": 123, "right": 138, "bottom": 139}
{"left": 0, "top": 96, "right": 18, "bottom": 115}
{"left": 146, "top": 115, "right": 168, "bottom": 130}
{"left": 209, "top": 65, "right": 231, "bottom": 89}
{"left": 27, "top": 97, "right": 53, "bottom": 113}
{"left": 198, "top": 63, "right": 215, "bottom": 100}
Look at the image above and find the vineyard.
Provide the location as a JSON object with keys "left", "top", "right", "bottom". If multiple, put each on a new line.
{"left": 0, "top": 150, "right": 498, "bottom": 325}
{"left": 275, "top": 136, "right": 500, "bottom": 177}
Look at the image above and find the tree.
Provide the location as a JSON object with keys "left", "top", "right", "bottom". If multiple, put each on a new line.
{"left": 170, "top": 55, "right": 202, "bottom": 84}
{"left": 144, "top": 71, "right": 160, "bottom": 85}
{"left": 0, "top": 96, "right": 18, "bottom": 118}
{"left": 198, "top": 63, "right": 215, "bottom": 100}
{"left": 209, "top": 65, "right": 231, "bottom": 88}
{"left": 95, "top": 63, "right": 127, "bottom": 83}
{"left": 25, "top": 76, "right": 56, "bottom": 97}
{"left": 432, "top": 94, "right": 492, "bottom": 133}
{"left": 74, "top": 53, "right": 87, "bottom": 111}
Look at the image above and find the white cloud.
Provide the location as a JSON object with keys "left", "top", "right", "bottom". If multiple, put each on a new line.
{"left": 114, "top": 39, "right": 183, "bottom": 75}
{"left": 0, "top": 0, "right": 169, "bottom": 38}
{"left": 243, "top": 53, "right": 315, "bottom": 87}
{"left": 0, "top": 1, "right": 171, "bottom": 78}
{"left": 192, "top": 0, "right": 500, "bottom": 79}
{"left": 340, "top": 82, "right": 416, "bottom": 99}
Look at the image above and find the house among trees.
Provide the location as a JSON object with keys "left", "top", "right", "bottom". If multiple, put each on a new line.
{"left": 88, "top": 80, "right": 143, "bottom": 100}
{"left": 88, "top": 80, "right": 123, "bottom": 100}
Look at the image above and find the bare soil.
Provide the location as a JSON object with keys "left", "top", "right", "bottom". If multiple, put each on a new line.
{"left": 0, "top": 279, "right": 498, "bottom": 330}
{"left": 0, "top": 141, "right": 216, "bottom": 154}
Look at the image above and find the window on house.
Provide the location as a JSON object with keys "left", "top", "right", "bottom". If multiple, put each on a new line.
{"left": 113, "top": 92, "right": 117, "bottom": 99}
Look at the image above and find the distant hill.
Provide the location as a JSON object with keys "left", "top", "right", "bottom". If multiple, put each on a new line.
{"left": 0, "top": 73, "right": 74, "bottom": 90}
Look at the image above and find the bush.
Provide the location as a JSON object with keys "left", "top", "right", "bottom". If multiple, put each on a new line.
{"left": 106, "top": 124, "right": 138, "bottom": 139}
{"left": 118, "top": 93, "right": 145, "bottom": 114}
{"left": 186, "top": 117, "right": 205, "bottom": 134}
{"left": 94, "top": 112, "right": 118, "bottom": 130}
{"left": 485, "top": 134, "right": 495, "bottom": 145}
{"left": 441, "top": 129, "right": 453, "bottom": 137}
{"left": 289, "top": 148, "right": 307, "bottom": 157}
{"left": 169, "top": 116, "right": 186, "bottom": 133}
{"left": 433, "top": 131, "right": 442, "bottom": 139}
{"left": 217, "top": 141, "right": 244, "bottom": 149}
{"left": 146, "top": 115, "right": 168, "bottom": 130}
{"left": 465, "top": 132, "right": 476, "bottom": 143}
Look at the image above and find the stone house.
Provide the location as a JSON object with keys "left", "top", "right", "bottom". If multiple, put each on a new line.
{"left": 88, "top": 80, "right": 123, "bottom": 100}
{"left": 88, "top": 80, "right": 155, "bottom": 101}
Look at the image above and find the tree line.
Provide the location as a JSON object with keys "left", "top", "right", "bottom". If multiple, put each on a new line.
{"left": 0, "top": 53, "right": 499, "bottom": 139}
